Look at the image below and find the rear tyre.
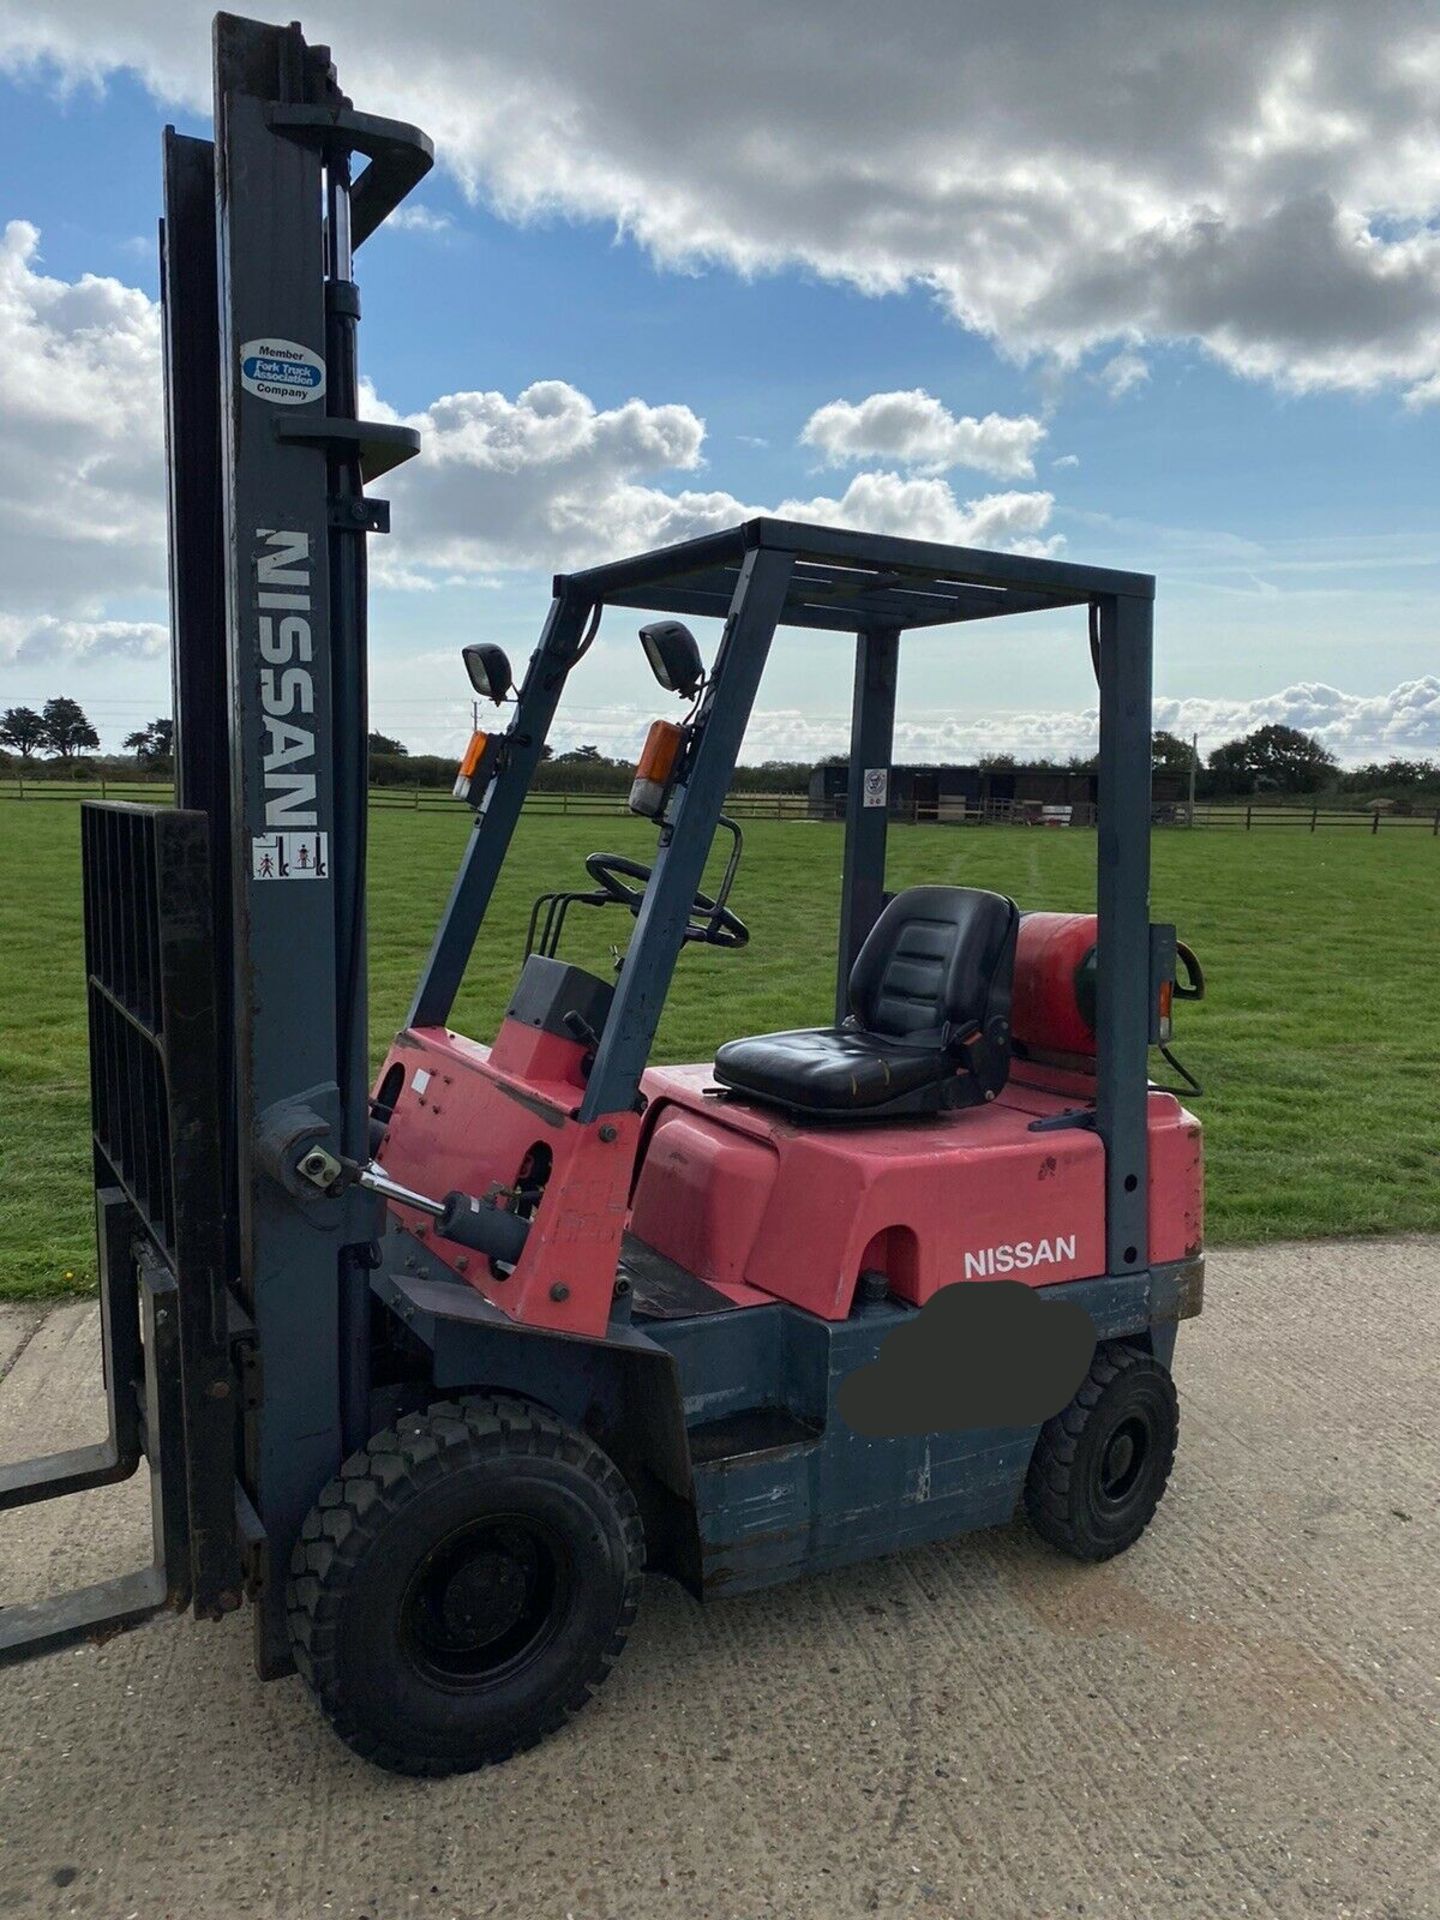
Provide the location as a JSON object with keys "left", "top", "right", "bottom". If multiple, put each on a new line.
{"left": 1024, "top": 1343, "right": 1178, "bottom": 1561}
{"left": 287, "top": 1395, "right": 643, "bottom": 1776}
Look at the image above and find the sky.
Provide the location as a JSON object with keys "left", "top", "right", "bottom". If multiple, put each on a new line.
{"left": 0, "top": 1, "right": 1436, "bottom": 766}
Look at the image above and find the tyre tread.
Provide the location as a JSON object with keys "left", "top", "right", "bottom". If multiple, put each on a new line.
{"left": 1023, "top": 1342, "right": 1177, "bottom": 1561}
{"left": 286, "top": 1393, "right": 643, "bottom": 1776}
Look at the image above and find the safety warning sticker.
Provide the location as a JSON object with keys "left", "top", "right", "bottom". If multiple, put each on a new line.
{"left": 863, "top": 767, "right": 889, "bottom": 808}
{"left": 252, "top": 832, "right": 329, "bottom": 880}
{"left": 240, "top": 338, "right": 326, "bottom": 405}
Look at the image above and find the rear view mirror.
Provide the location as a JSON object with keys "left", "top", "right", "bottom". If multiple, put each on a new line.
{"left": 463, "top": 642, "right": 513, "bottom": 704}
{"left": 639, "top": 620, "right": 703, "bottom": 700}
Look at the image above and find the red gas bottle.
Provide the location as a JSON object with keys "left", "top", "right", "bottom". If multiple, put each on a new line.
{"left": 1011, "top": 911, "right": 1099, "bottom": 1060}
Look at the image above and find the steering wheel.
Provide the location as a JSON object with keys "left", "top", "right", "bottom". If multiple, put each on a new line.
{"left": 584, "top": 852, "right": 749, "bottom": 949}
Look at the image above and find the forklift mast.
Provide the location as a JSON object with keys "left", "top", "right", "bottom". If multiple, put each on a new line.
{"left": 0, "top": 13, "right": 433, "bottom": 1673}
{"left": 183, "top": 14, "right": 429, "bottom": 1674}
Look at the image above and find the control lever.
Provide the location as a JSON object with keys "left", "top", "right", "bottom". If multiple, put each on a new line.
{"left": 357, "top": 1163, "right": 532, "bottom": 1265}
{"left": 356, "top": 1163, "right": 444, "bottom": 1217}
{"left": 562, "top": 1009, "right": 601, "bottom": 1049}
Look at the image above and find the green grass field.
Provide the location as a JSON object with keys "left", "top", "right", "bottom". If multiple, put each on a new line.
{"left": 3, "top": 802, "right": 1437, "bottom": 1297}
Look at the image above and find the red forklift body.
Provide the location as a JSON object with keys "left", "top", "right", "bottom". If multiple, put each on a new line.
{"left": 376, "top": 1027, "right": 1202, "bottom": 1337}
{"left": 376, "top": 1023, "right": 641, "bottom": 1337}
{"left": 629, "top": 1067, "right": 1202, "bottom": 1316}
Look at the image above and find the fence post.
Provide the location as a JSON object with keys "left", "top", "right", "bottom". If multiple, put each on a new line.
{"left": 1310, "top": 806, "right": 1317, "bottom": 833}
{"left": 1372, "top": 809, "right": 1380, "bottom": 836}
{"left": 1246, "top": 805, "right": 1252, "bottom": 832}
{"left": 1433, "top": 808, "right": 1439, "bottom": 838}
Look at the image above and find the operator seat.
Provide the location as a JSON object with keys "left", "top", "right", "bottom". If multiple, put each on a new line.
{"left": 713, "top": 886, "right": 1018, "bottom": 1121}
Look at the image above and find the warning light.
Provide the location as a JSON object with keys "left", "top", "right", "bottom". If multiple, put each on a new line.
{"left": 453, "top": 730, "right": 490, "bottom": 803}
{"left": 628, "top": 719, "right": 684, "bottom": 818}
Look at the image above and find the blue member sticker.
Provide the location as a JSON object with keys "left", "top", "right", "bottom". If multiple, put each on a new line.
{"left": 239, "top": 338, "right": 327, "bottom": 405}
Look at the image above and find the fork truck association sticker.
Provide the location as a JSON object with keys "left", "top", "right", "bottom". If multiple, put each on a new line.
{"left": 863, "top": 767, "right": 889, "bottom": 808}
{"left": 240, "top": 338, "right": 326, "bottom": 404}
{"left": 252, "top": 832, "right": 329, "bottom": 880}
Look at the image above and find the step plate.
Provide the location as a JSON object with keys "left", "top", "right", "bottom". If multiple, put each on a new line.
{"left": 619, "top": 1234, "right": 739, "bottom": 1322}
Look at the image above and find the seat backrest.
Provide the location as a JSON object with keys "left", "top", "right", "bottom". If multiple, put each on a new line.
{"left": 848, "top": 886, "right": 1018, "bottom": 1045}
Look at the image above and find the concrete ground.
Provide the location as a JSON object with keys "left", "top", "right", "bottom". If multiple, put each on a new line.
{"left": 0, "top": 1240, "right": 1436, "bottom": 1920}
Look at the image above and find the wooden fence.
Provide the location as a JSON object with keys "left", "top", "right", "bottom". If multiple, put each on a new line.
{"left": 1, "top": 778, "right": 181, "bottom": 805}
{"left": 1187, "top": 804, "right": 1440, "bottom": 833}
{"left": 0, "top": 776, "right": 810, "bottom": 820}
{"left": 366, "top": 787, "right": 813, "bottom": 820}
{"left": 4, "top": 777, "right": 1436, "bottom": 833}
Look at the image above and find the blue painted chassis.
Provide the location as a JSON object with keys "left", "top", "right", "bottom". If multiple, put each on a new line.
{"left": 373, "top": 1249, "right": 1202, "bottom": 1597}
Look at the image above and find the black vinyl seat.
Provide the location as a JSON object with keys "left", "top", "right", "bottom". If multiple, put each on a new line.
{"left": 714, "top": 885, "right": 1018, "bottom": 1121}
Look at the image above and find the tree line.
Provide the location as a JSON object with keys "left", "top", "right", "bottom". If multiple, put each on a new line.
{"left": 8, "top": 705, "right": 1439, "bottom": 804}
{"left": 0, "top": 701, "right": 173, "bottom": 768}
{"left": 368, "top": 734, "right": 818, "bottom": 794}
{"left": 1, "top": 698, "right": 104, "bottom": 761}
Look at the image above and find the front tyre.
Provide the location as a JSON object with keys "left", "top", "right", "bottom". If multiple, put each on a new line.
{"left": 287, "top": 1395, "right": 643, "bottom": 1776}
{"left": 1024, "top": 1343, "right": 1179, "bottom": 1561}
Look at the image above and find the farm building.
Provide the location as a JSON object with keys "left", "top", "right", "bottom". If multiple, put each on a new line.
{"left": 808, "top": 762, "right": 1190, "bottom": 824}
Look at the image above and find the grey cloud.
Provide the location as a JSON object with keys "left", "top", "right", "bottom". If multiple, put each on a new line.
{"left": 0, "top": 616, "right": 168, "bottom": 665}
{"left": 6, "top": 2, "right": 1437, "bottom": 394}
{"left": 1042, "top": 195, "right": 1440, "bottom": 388}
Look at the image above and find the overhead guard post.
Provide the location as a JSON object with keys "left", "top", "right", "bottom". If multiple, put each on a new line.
{"left": 835, "top": 625, "right": 899, "bottom": 1020}
{"left": 1094, "top": 593, "right": 1155, "bottom": 1276}
{"left": 579, "top": 547, "right": 796, "bottom": 1121}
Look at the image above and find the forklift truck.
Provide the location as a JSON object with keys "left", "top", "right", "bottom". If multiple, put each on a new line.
{"left": 0, "top": 13, "right": 1205, "bottom": 1777}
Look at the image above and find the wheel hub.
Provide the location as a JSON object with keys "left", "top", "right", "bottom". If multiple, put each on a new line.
{"left": 401, "top": 1516, "right": 564, "bottom": 1682}
{"left": 439, "top": 1548, "right": 530, "bottom": 1648}
{"left": 1099, "top": 1416, "right": 1148, "bottom": 1504}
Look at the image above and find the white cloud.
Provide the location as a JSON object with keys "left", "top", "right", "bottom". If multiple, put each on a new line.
{"left": 0, "top": 227, "right": 1063, "bottom": 656}
{"left": 0, "top": 220, "right": 164, "bottom": 616}
{"left": 376, "top": 379, "right": 1061, "bottom": 578}
{"left": 7, "top": 2, "right": 1439, "bottom": 397}
{"left": 386, "top": 204, "right": 454, "bottom": 236}
{"left": 1154, "top": 677, "right": 1440, "bottom": 763}
{"left": 1098, "top": 351, "right": 1150, "bottom": 399}
{"left": 1052, "top": 453, "right": 1080, "bottom": 470}
{"left": 374, "top": 377, "right": 725, "bottom": 576}
{"left": 765, "top": 676, "right": 1440, "bottom": 766}
{"left": 772, "top": 475, "right": 1060, "bottom": 556}
{"left": 801, "top": 391, "right": 1045, "bottom": 478}
{"left": 381, "top": 678, "right": 1440, "bottom": 768}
